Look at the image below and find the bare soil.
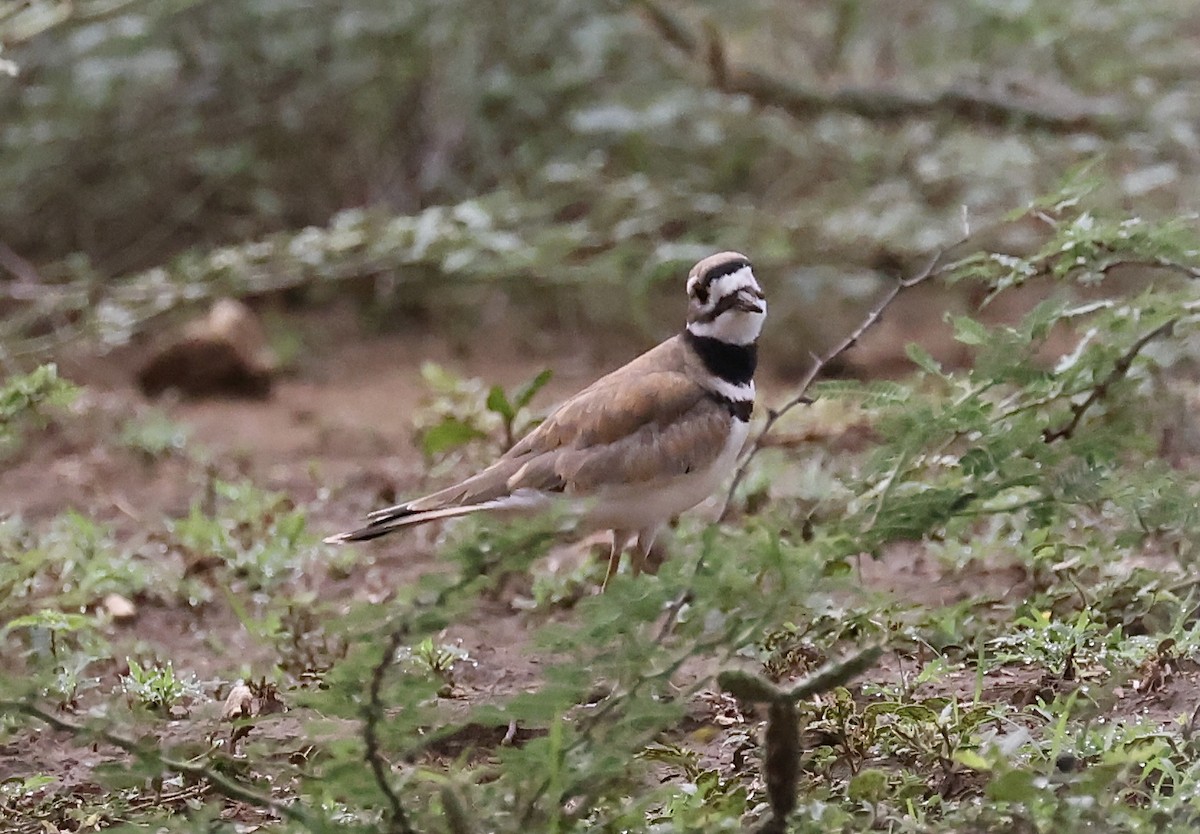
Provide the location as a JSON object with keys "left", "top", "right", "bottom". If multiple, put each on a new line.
{"left": 3, "top": 302, "right": 1198, "bottom": 825}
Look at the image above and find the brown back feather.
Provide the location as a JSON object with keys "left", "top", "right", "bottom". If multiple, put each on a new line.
{"left": 406, "top": 335, "right": 728, "bottom": 508}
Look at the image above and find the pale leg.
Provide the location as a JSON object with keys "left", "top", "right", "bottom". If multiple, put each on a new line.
{"left": 631, "top": 525, "right": 662, "bottom": 577}
{"left": 603, "top": 529, "right": 633, "bottom": 591}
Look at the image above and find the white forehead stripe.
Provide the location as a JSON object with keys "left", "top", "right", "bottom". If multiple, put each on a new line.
{"left": 705, "top": 266, "right": 760, "bottom": 302}
{"left": 690, "top": 264, "right": 758, "bottom": 298}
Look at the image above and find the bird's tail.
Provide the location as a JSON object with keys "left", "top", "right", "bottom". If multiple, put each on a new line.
{"left": 323, "top": 489, "right": 552, "bottom": 544}
{"left": 323, "top": 503, "right": 491, "bottom": 544}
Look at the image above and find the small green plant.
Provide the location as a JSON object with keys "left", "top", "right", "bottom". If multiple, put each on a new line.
{"left": 986, "top": 608, "right": 1122, "bottom": 676}
{"left": 0, "top": 511, "right": 159, "bottom": 616}
{"left": 639, "top": 739, "right": 757, "bottom": 827}
{"left": 121, "top": 658, "right": 203, "bottom": 713}
{"left": 0, "top": 364, "right": 77, "bottom": 454}
{"left": 118, "top": 409, "right": 192, "bottom": 461}
{"left": 485, "top": 368, "right": 553, "bottom": 450}
{"left": 397, "top": 637, "right": 471, "bottom": 696}
{"left": 0, "top": 773, "right": 56, "bottom": 800}
{"left": 414, "top": 362, "right": 552, "bottom": 458}
{"left": 170, "top": 479, "right": 314, "bottom": 590}
{"left": 275, "top": 604, "right": 348, "bottom": 681}
{"left": 523, "top": 552, "right": 605, "bottom": 610}
{"left": 1, "top": 609, "right": 95, "bottom": 656}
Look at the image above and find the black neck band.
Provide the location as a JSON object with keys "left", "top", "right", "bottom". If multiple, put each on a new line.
{"left": 719, "top": 396, "right": 753, "bottom": 422}
{"left": 684, "top": 330, "right": 757, "bottom": 385}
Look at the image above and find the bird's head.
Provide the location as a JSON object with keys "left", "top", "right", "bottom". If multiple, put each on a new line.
{"left": 685, "top": 252, "right": 765, "bottom": 345}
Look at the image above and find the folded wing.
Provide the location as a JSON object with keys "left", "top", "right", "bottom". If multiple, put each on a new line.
{"left": 324, "top": 347, "right": 728, "bottom": 543}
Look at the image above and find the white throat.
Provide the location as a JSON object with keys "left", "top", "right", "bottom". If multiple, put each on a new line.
{"left": 687, "top": 304, "right": 766, "bottom": 345}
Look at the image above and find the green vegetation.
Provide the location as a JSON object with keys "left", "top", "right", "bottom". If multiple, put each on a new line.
{"left": 121, "top": 657, "right": 203, "bottom": 714}
{"left": 170, "top": 479, "right": 318, "bottom": 591}
{"left": 117, "top": 409, "right": 192, "bottom": 462}
{"left": 415, "top": 364, "right": 553, "bottom": 459}
{"left": 5, "top": 192, "right": 1200, "bottom": 830}
{"left": 0, "top": 365, "right": 77, "bottom": 454}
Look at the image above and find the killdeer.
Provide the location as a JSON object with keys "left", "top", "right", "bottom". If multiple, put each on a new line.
{"left": 325, "top": 252, "right": 765, "bottom": 584}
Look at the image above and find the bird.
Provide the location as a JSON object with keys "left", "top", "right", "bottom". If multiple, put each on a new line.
{"left": 324, "top": 251, "right": 766, "bottom": 585}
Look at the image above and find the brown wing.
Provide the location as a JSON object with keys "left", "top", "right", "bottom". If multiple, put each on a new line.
{"left": 505, "top": 337, "right": 692, "bottom": 456}
{"left": 505, "top": 373, "right": 730, "bottom": 493}
{"left": 403, "top": 336, "right": 726, "bottom": 508}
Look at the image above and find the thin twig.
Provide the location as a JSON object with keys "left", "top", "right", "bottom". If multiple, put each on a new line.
{"left": 980, "top": 250, "right": 1200, "bottom": 308}
{"left": 636, "top": 0, "right": 697, "bottom": 52}
{"left": 555, "top": 635, "right": 730, "bottom": 827}
{"left": 1042, "top": 318, "right": 1177, "bottom": 442}
{"left": 365, "top": 626, "right": 417, "bottom": 834}
{"left": 360, "top": 553, "right": 532, "bottom": 832}
{"left": 863, "top": 447, "right": 914, "bottom": 531}
{"left": 1099, "top": 256, "right": 1200, "bottom": 282}
{"left": 0, "top": 699, "right": 321, "bottom": 829}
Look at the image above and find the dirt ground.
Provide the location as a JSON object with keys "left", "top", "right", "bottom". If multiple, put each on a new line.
{"left": 4, "top": 299, "right": 1199, "bottom": 827}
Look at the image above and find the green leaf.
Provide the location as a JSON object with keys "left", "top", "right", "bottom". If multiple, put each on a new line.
{"left": 905, "top": 343, "right": 944, "bottom": 375}
{"left": 847, "top": 768, "right": 890, "bottom": 802}
{"left": 953, "top": 749, "right": 993, "bottom": 772}
{"left": 513, "top": 369, "right": 553, "bottom": 410}
{"left": 2, "top": 610, "right": 93, "bottom": 636}
{"left": 951, "top": 316, "right": 991, "bottom": 346}
{"left": 420, "top": 361, "right": 463, "bottom": 394}
{"left": 811, "top": 379, "right": 910, "bottom": 407}
{"left": 866, "top": 702, "right": 938, "bottom": 723}
{"left": 486, "top": 385, "right": 515, "bottom": 422}
{"left": 421, "top": 418, "right": 487, "bottom": 457}
{"left": 986, "top": 769, "right": 1040, "bottom": 802}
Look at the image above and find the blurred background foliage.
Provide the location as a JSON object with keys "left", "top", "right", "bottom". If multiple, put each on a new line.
{"left": 1, "top": 0, "right": 1198, "bottom": 360}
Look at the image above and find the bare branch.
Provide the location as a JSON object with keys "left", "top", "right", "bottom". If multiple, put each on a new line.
{"left": 701, "top": 19, "right": 728, "bottom": 90}
{"left": 635, "top": 0, "right": 697, "bottom": 53}
{"left": 729, "top": 70, "right": 1134, "bottom": 136}
{"left": 636, "top": 0, "right": 1135, "bottom": 136}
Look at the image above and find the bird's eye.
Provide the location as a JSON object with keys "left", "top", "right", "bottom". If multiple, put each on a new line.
{"left": 694, "top": 284, "right": 709, "bottom": 304}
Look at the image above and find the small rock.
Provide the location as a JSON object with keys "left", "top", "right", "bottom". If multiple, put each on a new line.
{"left": 222, "top": 682, "right": 257, "bottom": 721}
{"left": 222, "top": 680, "right": 286, "bottom": 722}
{"left": 103, "top": 593, "right": 137, "bottom": 621}
{"left": 137, "top": 298, "right": 277, "bottom": 398}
